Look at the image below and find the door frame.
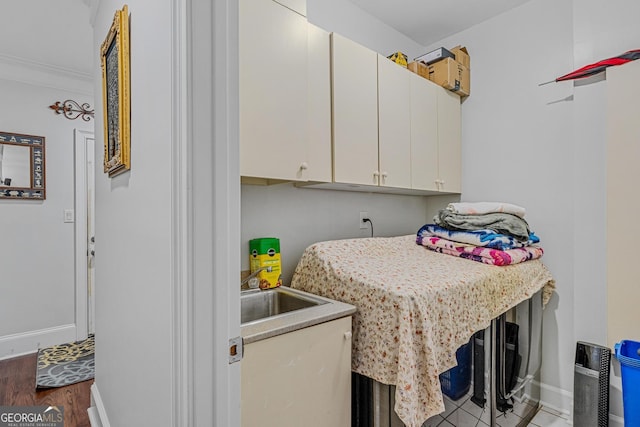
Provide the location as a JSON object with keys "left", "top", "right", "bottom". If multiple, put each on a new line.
{"left": 173, "top": 0, "right": 240, "bottom": 425}
{"left": 74, "top": 128, "right": 95, "bottom": 342}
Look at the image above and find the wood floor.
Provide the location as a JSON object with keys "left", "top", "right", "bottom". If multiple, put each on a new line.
{"left": 0, "top": 352, "right": 92, "bottom": 427}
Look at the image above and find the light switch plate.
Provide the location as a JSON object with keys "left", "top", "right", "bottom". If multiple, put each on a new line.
{"left": 64, "top": 209, "right": 75, "bottom": 223}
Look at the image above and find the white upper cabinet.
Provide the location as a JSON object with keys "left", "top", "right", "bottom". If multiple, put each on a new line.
{"left": 377, "top": 54, "right": 412, "bottom": 189}
{"left": 239, "top": 12, "right": 461, "bottom": 194}
{"left": 331, "top": 33, "right": 379, "bottom": 186}
{"left": 240, "top": 0, "right": 313, "bottom": 182}
{"left": 410, "top": 73, "right": 439, "bottom": 191}
{"left": 331, "top": 32, "right": 461, "bottom": 194}
{"left": 410, "top": 75, "right": 461, "bottom": 193}
{"left": 436, "top": 89, "right": 462, "bottom": 193}
{"left": 306, "top": 24, "right": 332, "bottom": 183}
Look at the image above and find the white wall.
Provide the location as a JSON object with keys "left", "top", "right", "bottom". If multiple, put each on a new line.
{"left": 0, "top": 0, "right": 93, "bottom": 76}
{"left": 242, "top": 184, "right": 456, "bottom": 283}
{"left": 572, "top": 1, "right": 640, "bottom": 423}
{"left": 0, "top": 76, "right": 93, "bottom": 357}
{"left": 307, "top": 0, "right": 425, "bottom": 61}
{"left": 425, "top": 0, "right": 577, "bottom": 414}
{"left": 425, "top": 0, "right": 640, "bottom": 420}
{"left": 92, "top": 1, "right": 174, "bottom": 425}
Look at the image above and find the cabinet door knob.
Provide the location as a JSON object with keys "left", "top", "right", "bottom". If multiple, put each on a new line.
{"left": 344, "top": 331, "right": 352, "bottom": 340}
{"left": 300, "top": 162, "right": 309, "bottom": 170}
{"left": 373, "top": 171, "right": 380, "bottom": 177}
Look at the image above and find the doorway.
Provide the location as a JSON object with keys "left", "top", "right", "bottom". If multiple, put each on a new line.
{"left": 74, "top": 129, "right": 96, "bottom": 340}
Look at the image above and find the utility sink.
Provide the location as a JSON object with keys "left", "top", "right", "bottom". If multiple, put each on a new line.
{"left": 241, "top": 287, "right": 328, "bottom": 325}
{"left": 240, "top": 286, "right": 356, "bottom": 344}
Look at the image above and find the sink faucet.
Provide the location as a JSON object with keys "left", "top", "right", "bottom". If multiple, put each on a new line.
{"left": 241, "top": 266, "right": 272, "bottom": 289}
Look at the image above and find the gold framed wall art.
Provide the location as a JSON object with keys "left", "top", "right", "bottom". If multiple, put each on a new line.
{"left": 100, "top": 5, "right": 130, "bottom": 177}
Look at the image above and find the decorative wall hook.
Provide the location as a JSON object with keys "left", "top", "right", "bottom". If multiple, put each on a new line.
{"left": 49, "top": 100, "right": 95, "bottom": 121}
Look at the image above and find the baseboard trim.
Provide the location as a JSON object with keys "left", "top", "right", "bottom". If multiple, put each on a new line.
{"left": 87, "top": 406, "right": 102, "bottom": 427}
{"left": 535, "top": 381, "right": 623, "bottom": 425}
{"left": 90, "top": 383, "right": 111, "bottom": 427}
{"left": 609, "top": 413, "right": 624, "bottom": 427}
{"left": 536, "top": 380, "right": 572, "bottom": 420}
{"left": 0, "top": 324, "right": 76, "bottom": 360}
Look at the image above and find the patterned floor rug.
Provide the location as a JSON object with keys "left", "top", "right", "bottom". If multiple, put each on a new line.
{"left": 36, "top": 334, "right": 95, "bottom": 389}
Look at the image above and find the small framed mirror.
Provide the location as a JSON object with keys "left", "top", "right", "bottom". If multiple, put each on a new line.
{"left": 0, "top": 131, "right": 45, "bottom": 200}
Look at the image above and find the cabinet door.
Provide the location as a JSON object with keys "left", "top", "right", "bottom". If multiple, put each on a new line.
{"left": 377, "top": 55, "right": 412, "bottom": 189}
{"left": 437, "top": 89, "right": 462, "bottom": 193}
{"left": 410, "top": 74, "right": 439, "bottom": 191}
{"left": 331, "top": 33, "right": 379, "bottom": 185}
{"left": 239, "top": 0, "right": 308, "bottom": 181}
{"left": 306, "top": 24, "right": 332, "bottom": 183}
{"left": 241, "top": 317, "right": 352, "bottom": 427}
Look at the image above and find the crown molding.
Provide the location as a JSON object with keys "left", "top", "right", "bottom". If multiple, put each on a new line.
{"left": 0, "top": 53, "right": 93, "bottom": 96}
{"left": 84, "top": 0, "right": 99, "bottom": 27}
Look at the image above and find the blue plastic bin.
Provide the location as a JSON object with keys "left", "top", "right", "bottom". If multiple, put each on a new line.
{"left": 440, "top": 340, "right": 472, "bottom": 400}
{"left": 615, "top": 340, "right": 640, "bottom": 426}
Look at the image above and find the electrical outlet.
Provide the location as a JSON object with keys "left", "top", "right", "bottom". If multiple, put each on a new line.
{"left": 359, "top": 212, "right": 369, "bottom": 229}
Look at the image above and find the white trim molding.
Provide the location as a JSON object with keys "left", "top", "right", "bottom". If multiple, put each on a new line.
{"left": 0, "top": 324, "right": 76, "bottom": 360}
{"left": 0, "top": 53, "right": 93, "bottom": 95}
{"left": 84, "top": 0, "right": 100, "bottom": 26}
{"left": 171, "top": 0, "right": 191, "bottom": 425}
{"left": 609, "top": 413, "right": 624, "bottom": 427}
{"left": 536, "top": 379, "right": 625, "bottom": 427}
{"left": 187, "top": 0, "right": 240, "bottom": 425}
{"left": 537, "top": 380, "right": 572, "bottom": 420}
{"left": 89, "top": 383, "right": 110, "bottom": 427}
{"left": 74, "top": 129, "right": 96, "bottom": 342}
{"left": 211, "top": 0, "right": 241, "bottom": 425}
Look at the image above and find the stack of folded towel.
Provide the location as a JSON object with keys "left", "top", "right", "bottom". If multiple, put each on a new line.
{"left": 416, "top": 202, "right": 544, "bottom": 266}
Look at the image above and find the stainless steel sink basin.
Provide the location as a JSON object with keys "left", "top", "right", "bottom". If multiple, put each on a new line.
{"left": 241, "top": 287, "right": 328, "bottom": 325}
{"left": 240, "top": 286, "right": 356, "bottom": 344}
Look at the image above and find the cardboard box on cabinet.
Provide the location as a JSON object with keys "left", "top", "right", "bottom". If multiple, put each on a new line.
{"left": 427, "top": 57, "right": 470, "bottom": 97}
{"left": 407, "top": 61, "right": 430, "bottom": 80}
{"left": 451, "top": 45, "right": 470, "bottom": 69}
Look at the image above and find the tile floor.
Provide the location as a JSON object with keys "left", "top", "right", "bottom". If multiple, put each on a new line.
{"left": 421, "top": 392, "right": 571, "bottom": 426}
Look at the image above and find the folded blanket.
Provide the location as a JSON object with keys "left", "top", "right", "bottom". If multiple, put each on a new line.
{"left": 417, "top": 224, "right": 539, "bottom": 251}
{"left": 417, "top": 235, "right": 544, "bottom": 266}
{"left": 434, "top": 209, "right": 531, "bottom": 242}
{"left": 446, "top": 202, "right": 526, "bottom": 218}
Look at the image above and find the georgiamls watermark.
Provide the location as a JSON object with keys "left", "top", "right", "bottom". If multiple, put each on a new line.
{"left": 0, "top": 406, "right": 63, "bottom": 427}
